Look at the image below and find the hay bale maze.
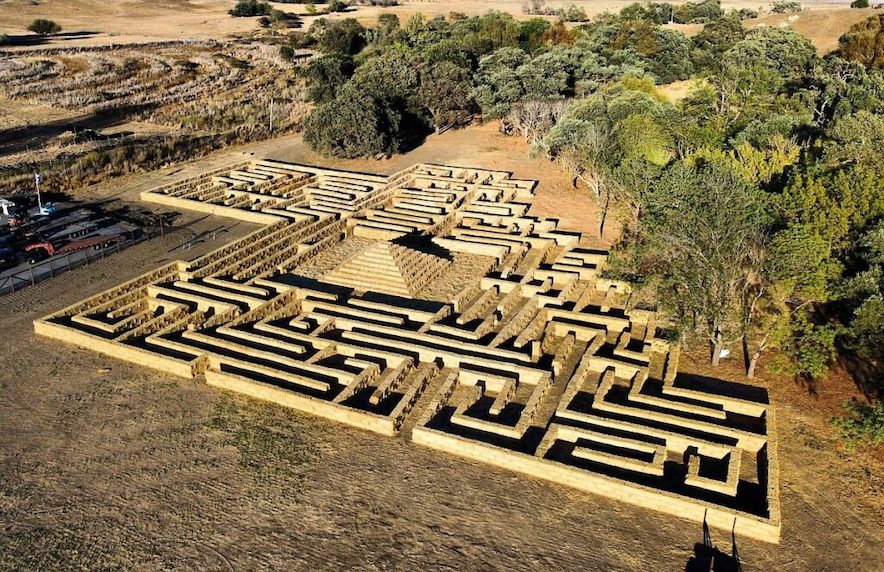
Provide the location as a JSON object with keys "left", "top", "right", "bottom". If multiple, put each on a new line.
{"left": 34, "top": 159, "right": 781, "bottom": 543}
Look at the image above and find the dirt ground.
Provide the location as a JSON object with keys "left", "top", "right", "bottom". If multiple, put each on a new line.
{"left": 1, "top": 130, "right": 882, "bottom": 570}
{"left": 261, "top": 122, "right": 617, "bottom": 245}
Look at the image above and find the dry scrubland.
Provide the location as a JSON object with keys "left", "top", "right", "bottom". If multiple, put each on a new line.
{"left": 0, "top": 39, "right": 305, "bottom": 197}
{"left": 0, "top": 0, "right": 869, "bottom": 189}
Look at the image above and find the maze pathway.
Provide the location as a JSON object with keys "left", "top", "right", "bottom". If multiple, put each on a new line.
{"left": 34, "top": 160, "right": 781, "bottom": 542}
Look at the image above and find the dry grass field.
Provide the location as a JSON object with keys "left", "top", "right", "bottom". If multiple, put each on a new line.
{"left": 0, "top": 1, "right": 862, "bottom": 49}
{"left": 0, "top": 136, "right": 882, "bottom": 570}
{"left": 2, "top": 1, "right": 883, "bottom": 569}
{"left": 748, "top": 7, "right": 881, "bottom": 54}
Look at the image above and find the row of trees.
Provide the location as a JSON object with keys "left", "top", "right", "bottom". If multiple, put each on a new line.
{"left": 300, "top": 10, "right": 703, "bottom": 157}
{"left": 296, "top": 6, "right": 884, "bottom": 441}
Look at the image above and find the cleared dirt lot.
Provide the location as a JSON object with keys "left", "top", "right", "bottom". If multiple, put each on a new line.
{"left": 1, "top": 134, "right": 882, "bottom": 570}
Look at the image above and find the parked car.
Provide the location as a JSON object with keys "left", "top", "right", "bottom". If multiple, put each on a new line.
{"left": 38, "top": 202, "right": 58, "bottom": 216}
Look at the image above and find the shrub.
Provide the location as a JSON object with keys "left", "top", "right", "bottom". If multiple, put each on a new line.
{"left": 229, "top": 0, "right": 272, "bottom": 17}
{"left": 279, "top": 45, "right": 296, "bottom": 61}
{"left": 731, "top": 8, "right": 759, "bottom": 20}
{"left": 771, "top": 1, "right": 802, "bottom": 14}
{"left": 313, "top": 18, "right": 366, "bottom": 54}
{"left": 303, "top": 54, "right": 355, "bottom": 103}
{"left": 831, "top": 399, "right": 884, "bottom": 450}
{"left": 673, "top": 0, "right": 724, "bottom": 24}
{"left": 523, "top": 1, "right": 588, "bottom": 21}
{"left": 851, "top": 0, "right": 870, "bottom": 7}
{"left": 27, "top": 19, "right": 62, "bottom": 36}
{"left": 304, "top": 85, "right": 399, "bottom": 157}
{"left": 261, "top": 8, "right": 301, "bottom": 27}
{"left": 328, "top": 0, "right": 349, "bottom": 12}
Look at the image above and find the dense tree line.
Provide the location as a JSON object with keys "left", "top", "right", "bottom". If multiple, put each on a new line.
{"left": 296, "top": 6, "right": 884, "bottom": 444}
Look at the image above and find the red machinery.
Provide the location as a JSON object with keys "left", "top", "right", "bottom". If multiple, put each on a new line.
{"left": 24, "top": 233, "right": 123, "bottom": 264}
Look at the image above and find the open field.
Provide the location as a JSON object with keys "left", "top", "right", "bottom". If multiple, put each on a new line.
{"left": 0, "top": 1, "right": 865, "bottom": 49}
{"left": 748, "top": 7, "right": 881, "bottom": 54}
{"left": 1, "top": 145, "right": 882, "bottom": 570}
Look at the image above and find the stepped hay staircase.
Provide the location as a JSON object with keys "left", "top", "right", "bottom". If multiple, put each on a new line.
{"left": 322, "top": 241, "right": 451, "bottom": 297}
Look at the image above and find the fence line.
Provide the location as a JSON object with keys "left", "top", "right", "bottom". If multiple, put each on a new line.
{"left": 0, "top": 227, "right": 166, "bottom": 296}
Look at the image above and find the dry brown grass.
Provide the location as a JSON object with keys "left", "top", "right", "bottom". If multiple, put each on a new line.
{"left": 0, "top": 142, "right": 881, "bottom": 570}
{"left": 746, "top": 8, "right": 881, "bottom": 55}
{"left": 0, "top": 0, "right": 856, "bottom": 46}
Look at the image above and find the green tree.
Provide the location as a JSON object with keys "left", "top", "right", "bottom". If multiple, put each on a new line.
{"left": 303, "top": 55, "right": 354, "bottom": 104}
{"left": 691, "top": 15, "right": 745, "bottom": 72}
{"left": 313, "top": 18, "right": 366, "bottom": 54}
{"left": 637, "top": 159, "right": 765, "bottom": 365}
{"left": 303, "top": 84, "right": 399, "bottom": 157}
{"left": 472, "top": 47, "right": 529, "bottom": 118}
{"left": 741, "top": 224, "right": 838, "bottom": 377}
{"left": 842, "top": 222, "right": 884, "bottom": 360}
{"left": 417, "top": 62, "right": 475, "bottom": 131}
{"left": 723, "top": 26, "right": 816, "bottom": 80}
{"left": 673, "top": 0, "right": 723, "bottom": 24}
{"left": 229, "top": 0, "right": 271, "bottom": 17}
{"left": 518, "top": 18, "right": 551, "bottom": 52}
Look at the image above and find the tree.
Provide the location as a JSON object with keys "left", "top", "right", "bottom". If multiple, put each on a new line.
{"left": 851, "top": 0, "right": 870, "bottom": 8}
{"left": 723, "top": 26, "right": 816, "bottom": 81}
{"left": 541, "top": 19, "right": 575, "bottom": 46}
{"left": 313, "top": 18, "right": 366, "bottom": 55}
{"left": 804, "top": 57, "right": 884, "bottom": 125}
{"left": 740, "top": 224, "right": 836, "bottom": 377}
{"left": 823, "top": 110, "right": 884, "bottom": 168}
{"left": 303, "top": 55, "right": 354, "bottom": 104}
{"left": 27, "top": 19, "right": 62, "bottom": 36}
{"left": 779, "top": 163, "right": 884, "bottom": 252}
{"left": 303, "top": 85, "right": 399, "bottom": 157}
{"left": 376, "top": 13, "right": 400, "bottom": 37}
{"left": 838, "top": 15, "right": 884, "bottom": 70}
{"left": 417, "top": 62, "right": 475, "bottom": 131}
{"left": 229, "top": 0, "right": 271, "bottom": 17}
{"left": 673, "top": 0, "right": 723, "bottom": 24}
{"left": 713, "top": 27, "right": 816, "bottom": 123}
{"left": 472, "top": 47, "right": 529, "bottom": 118}
{"left": 691, "top": 15, "right": 745, "bottom": 72}
{"left": 608, "top": 20, "right": 693, "bottom": 83}
{"left": 637, "top": 159, "right": 765, "bottom": 365}
{"left": 517, "top": 49, "right": 573, "bottom": 99}
{"left": 842, "top": 222, "right": 884, "bottom": 360}
{"left": 518, "top": 18, "right": 551, "bottom": 52}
